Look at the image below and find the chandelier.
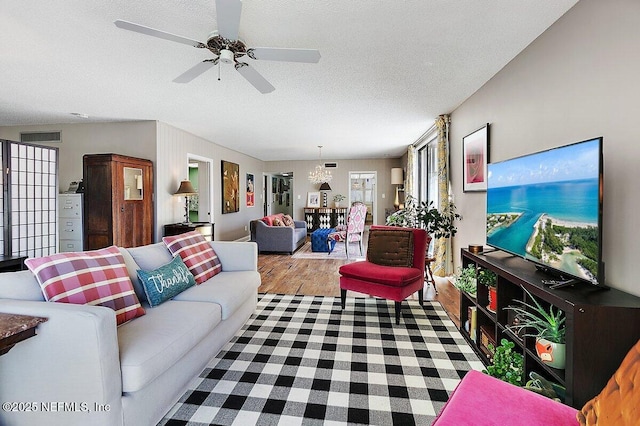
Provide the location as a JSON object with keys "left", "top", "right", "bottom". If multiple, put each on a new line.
{"left": 308, "top": 145, "right": 332, "bottom": 184}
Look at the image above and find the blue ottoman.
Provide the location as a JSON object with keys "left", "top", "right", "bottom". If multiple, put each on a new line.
{"left": 311, "top": 228, "right": 336, "bottom": 252}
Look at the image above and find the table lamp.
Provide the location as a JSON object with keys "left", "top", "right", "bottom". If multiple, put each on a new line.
{"left": 319, "top": 182, "right": 332, "bottom": 207}
{"left": 174, "top": 180, "right": 197, "bottom": 225}
{"left": 391, "top": 168, "right": 404, "bottom": 209}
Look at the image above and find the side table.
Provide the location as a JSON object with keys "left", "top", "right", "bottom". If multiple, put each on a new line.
{"left": 425, "top": 256, "right": 437, "bottom": 294}
{"left": 0, "top": 313, "right": 48, "bottom": 356}
{"left": 0, "top": 255, "right": 27, "bottom": 272}
{"left": 164, "top": 222, "right": 214, "bottom": 241}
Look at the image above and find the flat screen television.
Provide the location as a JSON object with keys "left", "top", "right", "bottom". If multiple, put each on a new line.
{"left": 486, "top": 137, "right": 605, "bottom": 288}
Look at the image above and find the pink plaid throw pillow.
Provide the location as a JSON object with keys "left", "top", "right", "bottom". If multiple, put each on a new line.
{"left": 162, "top": 231, "right": 221, "bottom": 284}
{"left": 25, "top": 246, "right": 145, "bottom": 325}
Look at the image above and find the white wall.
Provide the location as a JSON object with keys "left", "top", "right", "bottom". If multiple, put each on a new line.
{"left": 0, "top": 121, "right": 157, "bottom": 192}
{"left": 155, "top": 122, "right": 264, "bottom": 241}
{"left": 450, "top": 0, "right": 640, "bottom": 295}
{"left": 0, "top": 121, "right": 265, "bottom": 242}
{"left": 265, "top": 158, "right": 402, "bottom": 224}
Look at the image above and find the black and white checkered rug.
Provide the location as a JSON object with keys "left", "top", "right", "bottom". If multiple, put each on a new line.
{"left": 160, "top": 294, "right": 483, "bottom": 426}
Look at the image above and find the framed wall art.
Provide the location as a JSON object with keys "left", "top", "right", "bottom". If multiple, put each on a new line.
{"left": 246, "top": 173, "right": 255, "bottom": 207}
{"left": 307, "top": 192, "right": 320, "bottom": 208}
{"left": 222, "top": 160, "right": 240, "bottom": 214}
{"left": 463, "top": 123, "right": 490, "bottom": 192}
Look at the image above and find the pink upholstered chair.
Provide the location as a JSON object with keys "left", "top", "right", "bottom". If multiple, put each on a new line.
{"left": 327, "top": 201, "right": 368, "bottom": 259}
{"left": 338, "top": 226, "right": 430, "bottom": 324}
{"left": 434, "top": 337, "right": 640, "bottom": 425}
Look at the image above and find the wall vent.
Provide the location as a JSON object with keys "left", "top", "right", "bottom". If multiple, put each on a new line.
{"left": 20, "top": 131, "right": 62, "bottom": 144}
{"left": 324, "top": 162, "right": 338, "bottom": 168}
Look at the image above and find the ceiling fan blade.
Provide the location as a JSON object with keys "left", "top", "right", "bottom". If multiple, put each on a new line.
{"left": 115, "top": 20, "right": 204, "bottom": 48}
{"left": 235, "top": 62, "right": 275, "bottom": 94}
{"left": 248, "top": 47, "right": 321, "bottom": 63}
{"left": 215, "top": 0, "right": 242, "bottom": 40}
{"left": 173, "top": 60, "right": 217, "bottom": 83}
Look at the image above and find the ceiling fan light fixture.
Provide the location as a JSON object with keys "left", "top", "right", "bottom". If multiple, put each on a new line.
{"left": 220, "top": 49, "right": 235, "bottom": 64}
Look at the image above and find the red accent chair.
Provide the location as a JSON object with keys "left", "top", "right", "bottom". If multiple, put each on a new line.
{"left": 338, "top": 226, "right": 430, "bottom": 324}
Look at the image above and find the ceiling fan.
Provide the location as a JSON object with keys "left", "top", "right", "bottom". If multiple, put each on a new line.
{"left": 115, "top": 0, "right": 320, "bottom": 94}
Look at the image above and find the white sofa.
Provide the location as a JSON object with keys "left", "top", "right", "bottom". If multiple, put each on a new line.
{"left": 0, "top": 240, "right": 260, "bottom": 426}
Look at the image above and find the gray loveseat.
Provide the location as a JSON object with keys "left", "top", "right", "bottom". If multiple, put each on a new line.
{"left": 250, "top": 213, "right": 306, "bottom": 254}
{"left": 0, "top": 240, "right": 259, "bottom": 426}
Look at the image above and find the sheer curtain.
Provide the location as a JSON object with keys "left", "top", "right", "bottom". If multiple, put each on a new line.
{"left": 433, "top": 114, "right": 452, "bottom": 276}
{"left": 405, "top": 145, "right": 416, "bottom": 199}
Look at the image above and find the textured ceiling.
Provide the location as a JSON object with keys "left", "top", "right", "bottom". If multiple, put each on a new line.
{"left": 0, "top": 0, "right": 578, "bottom": 161}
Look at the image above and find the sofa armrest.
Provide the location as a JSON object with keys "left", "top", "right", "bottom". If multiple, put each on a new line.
{"left": 294, "top": 220, "right": 306, "bottom": 229}
{"left": 210, "top": 241, "right": 258, "bottom": 271}
{"left": 0, "top": 300, "right": 123, "bottom": 426}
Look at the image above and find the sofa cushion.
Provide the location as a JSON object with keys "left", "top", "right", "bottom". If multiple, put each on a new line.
{"left": 0, "top": 270, "right": 46, "bottom": 301}
{"left": 163, "top": 231, "right": 221, "bottom": 284}
{"left": 577, "top": 338, "right": 640, "bottom": 425}
{"left": 367, "top": 228, "right": 414, "bottom": 267}
{"left": 127, "top": 242, "right": 174, "bottom": 272}
{"left": 173, "top": 270, "right": 260, "bottom": 320}
{"left": 118, "top": 247, "right": 146, "bottom": 304}
{"left": 122, "top": 243, "right": 175, "bottom": 304}
{"left": 117, "top": 300, "right": 222, "bottom": 392}
{"left": 137, "top": 256, "right": 196, "bottom": 307}
{"left": 24, "top": 246, "right": 145, "bottom": 325}
{"left": 261, "top": 213, "right": 284, "bottom": 226}
{"left": 282, "top": 214, "right": 295, "bottom": 227}
{"left": 338, "top": 261, "right": 422, "bottom": 287}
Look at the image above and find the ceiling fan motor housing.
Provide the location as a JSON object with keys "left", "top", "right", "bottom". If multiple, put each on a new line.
{"left": 220, "top": 49, "right": 235, "bottom": 64}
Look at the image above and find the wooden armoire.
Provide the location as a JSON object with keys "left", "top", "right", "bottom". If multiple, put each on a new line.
{"left": 83, "top": 154, "right": 154, "bottom": 249}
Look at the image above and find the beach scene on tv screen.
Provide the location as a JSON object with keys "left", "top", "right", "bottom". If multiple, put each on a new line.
{"left": 486, "top": 139, "right": 600, "bottom": 283}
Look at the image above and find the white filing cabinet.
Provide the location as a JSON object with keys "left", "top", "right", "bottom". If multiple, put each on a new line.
{"left": 59, "top": 193, "right": 83, "bottom": 252}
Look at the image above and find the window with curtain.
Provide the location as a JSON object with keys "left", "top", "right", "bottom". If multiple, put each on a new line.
{"left": 417, "top": 131, "right": 439, "bottom": 209}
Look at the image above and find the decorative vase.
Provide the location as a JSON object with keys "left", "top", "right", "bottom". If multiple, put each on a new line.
{"left": 488, "top": 287, "right": 498, "bottom": 312}
{"left": 334, "top": 201, "right": 340, "bottom": 208}
{"left": 535, "top": 338, "right": 566, "bottom": 369}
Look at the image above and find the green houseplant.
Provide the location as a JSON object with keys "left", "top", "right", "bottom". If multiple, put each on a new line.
{"left": 333, "top": 194, "right": 346, "bottom": 208}
{"left": 453, "top": 265, "right": 477, "bottom": 297}
{"left": 478, "top": 269, "right": 497, "bottom": 312}
{"left": 483, "top": 338, "right": 524, "bottom": 386}
{"left": 505, "top": 287, "right": 566, "bottom": 369}
{"left": 385, "top": 195, "right": 460, "bottom": 238}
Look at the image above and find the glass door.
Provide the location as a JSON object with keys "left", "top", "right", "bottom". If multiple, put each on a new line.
{"left": 349, "top": 171, "right": 376, "bottom": 225}
{"left": 187, "top": 156, "right": 212, "bottom": 224}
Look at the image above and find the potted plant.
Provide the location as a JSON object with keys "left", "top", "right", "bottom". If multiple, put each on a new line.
{"left": 483, "top": 338, "right": 524, "bottom": 386}
{"left": 386, "top": 195, "right": 461, "bottom": 238}
{"left": 453, "top": 265, "right": 477, "bottom": 298}
{"left": 478, "top": 268, "right": 497, "bottom": 312}
{"left": 505, "top": 288, "right": 566, "bottom": 369}
{"left": 333, "top": 194, "right": 346, "bottom": 208}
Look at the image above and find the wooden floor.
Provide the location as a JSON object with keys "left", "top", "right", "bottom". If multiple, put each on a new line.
{"left": 258, "top": 251, "right": 461, "bottom": 328}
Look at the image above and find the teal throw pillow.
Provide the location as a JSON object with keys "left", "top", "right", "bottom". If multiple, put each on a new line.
{"left": 137, "top": 256, "right": 196, "bottom": 307}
